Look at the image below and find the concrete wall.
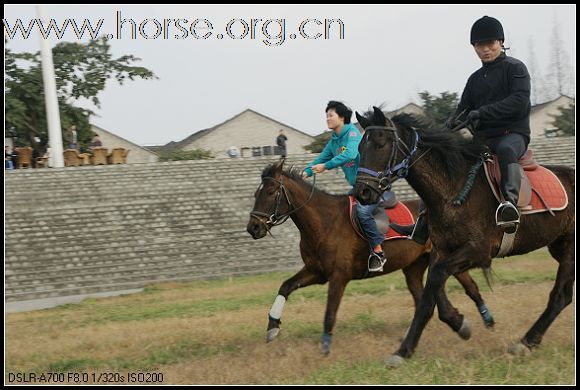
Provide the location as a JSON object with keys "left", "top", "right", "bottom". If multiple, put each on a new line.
{"left": 5, "top": 136, "right": 575, "bottom": 302}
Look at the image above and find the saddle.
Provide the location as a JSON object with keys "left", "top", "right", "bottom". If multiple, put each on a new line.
{"left": 348, "top": 195, "right": 415, "bottom": 241}
{"left": 483, "top": 149, "right": 568, "bottom": 215}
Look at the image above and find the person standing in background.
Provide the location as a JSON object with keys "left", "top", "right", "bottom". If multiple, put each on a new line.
{"left": 91, "top": 134, "right": 103, "bottom": 147}
{"left": 68, "top": 124, "right": 78, "bottom": 150}
{"left": 276, "top": 129, "right": 288, "bottom": 158}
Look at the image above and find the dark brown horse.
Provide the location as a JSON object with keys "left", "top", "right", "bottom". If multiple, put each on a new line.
{"left": 246, "top": 159, "right": 494, "bottom": 355}
{"left": 354, "top": 107, "right": 575, "bottom": 366}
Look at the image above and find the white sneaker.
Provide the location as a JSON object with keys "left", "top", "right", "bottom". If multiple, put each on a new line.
{"left": 368, "top": 252, "right": 386, "bottom": 272}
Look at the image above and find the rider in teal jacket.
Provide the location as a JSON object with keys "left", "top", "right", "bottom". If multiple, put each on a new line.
{"left": 302, "top": 101, "right": 387, "bottom": 273}
{"left": 303, "top": 123, "right": 361, "bottom": 185}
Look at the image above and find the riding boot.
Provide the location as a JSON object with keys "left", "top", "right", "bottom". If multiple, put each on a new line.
{"left": 496, "top": 163, "right": 522, "bottom": 234}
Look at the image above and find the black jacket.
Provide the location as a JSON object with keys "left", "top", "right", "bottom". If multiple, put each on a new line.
{"left": 276, "top": 134, "right": 287, "bottom": 148}
{"left": 456, "top": 52, "right": 531, "bottom": 142}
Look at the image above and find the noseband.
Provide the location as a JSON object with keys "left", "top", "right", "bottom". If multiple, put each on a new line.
{"left": 356, "top": 125, "right": 420, "bottom": 193}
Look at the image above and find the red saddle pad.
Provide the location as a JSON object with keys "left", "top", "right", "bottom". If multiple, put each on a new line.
{"left": 484, "top": 161, "right": 568, "bottom": 214}
{"left": 384, "top": 201, "right": 415, "bottom": 240}
{"left": 349, "top": 196, "right": 415, "bottom": 240}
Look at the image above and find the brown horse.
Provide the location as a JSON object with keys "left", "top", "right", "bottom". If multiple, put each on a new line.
{"left": 246, "top": 159, "right": 494, "bottom": 355}
{"left": 354, "top": 107, "right": 575, "bottom": 366}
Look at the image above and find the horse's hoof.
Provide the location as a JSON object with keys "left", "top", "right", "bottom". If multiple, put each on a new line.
{"left": 458, "top": 318, "right": 471, "bottom": 340}
{"left": 320, "top": 334, "right": 332, "bottom": 356}
{"left": 508, "top": 342, "right": 531, "bottom": 356}
{"left": 479, "top": 307, "right": 495, "bottom": 328}
{"left": 484, "top": 317, "right": 495, "bottom": 329}
{"left": 266, "top": 328, "right": 280, "bottom": 343}
{"left": 385, "top": 354, "right": 405, "bottom": 368}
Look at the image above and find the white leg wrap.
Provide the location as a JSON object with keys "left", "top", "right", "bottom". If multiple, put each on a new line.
{"left": 268, "top": 295, "right": 286, "bottom": 320}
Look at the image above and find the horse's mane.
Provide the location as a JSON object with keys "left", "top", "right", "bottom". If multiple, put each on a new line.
{"left": 362, "top": 109, "right": 486, "bottom": 176}
{"left": 261, "top": 163, "right": 342, "bottom": 199}
{"left": 395, "top": 113, "right": 484, "bottom": 163}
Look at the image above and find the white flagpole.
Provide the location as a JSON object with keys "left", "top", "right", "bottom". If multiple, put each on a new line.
{"left": 36, "top": 4, "right": 64, "bottom": 168}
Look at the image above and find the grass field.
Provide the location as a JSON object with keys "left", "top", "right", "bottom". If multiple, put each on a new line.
{"left": 5, "top": 248, "right": 575, "bottom": 385}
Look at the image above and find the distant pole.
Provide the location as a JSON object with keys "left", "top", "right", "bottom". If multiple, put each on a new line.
{"left": 36, "top": 4, "right": 64, "bottom": 167}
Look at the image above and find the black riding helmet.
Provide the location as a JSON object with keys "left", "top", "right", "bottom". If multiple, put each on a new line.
{"left": 470, "top": 16, "right": 504, "bottom": 45}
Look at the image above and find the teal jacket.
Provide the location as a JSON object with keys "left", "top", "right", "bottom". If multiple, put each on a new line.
{"left": 304, "top": 123, "right": 362, "bottom": 186}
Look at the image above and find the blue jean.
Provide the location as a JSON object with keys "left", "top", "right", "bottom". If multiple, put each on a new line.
{"left": 348, "top": 188, "right": 390, "bottom": 248}
{"left": 356, "top": 201, "right": 384, "bottom": 248}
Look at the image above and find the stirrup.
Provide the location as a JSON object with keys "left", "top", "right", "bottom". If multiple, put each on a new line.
{"left": 495, "top": 202, "right": 520, "bottom": 234}
{"left": 368, "top": 252, "right": 386, "bottom": 272}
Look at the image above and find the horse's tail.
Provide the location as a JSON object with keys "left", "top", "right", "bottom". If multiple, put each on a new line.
{"left": 481, "top": 266, "right": 494, "bottom": 292}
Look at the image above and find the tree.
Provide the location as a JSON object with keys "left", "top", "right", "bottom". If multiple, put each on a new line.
{"left": 527, "top": 37, "right": 546, "bottom": 105}
{"left": 418, "top": 91, "right": 459, "bottom": 126}
{"left": 544, "top": 14, "right": 574, "bottom": 100}
{"left": 304, "top": 131, "right": 332, "bottom": 153}
{"left": 5, "top": 37, "right": 157, "bottom": 156}
{"left": 549, "top": 103, "right": 575, "bottom": 136}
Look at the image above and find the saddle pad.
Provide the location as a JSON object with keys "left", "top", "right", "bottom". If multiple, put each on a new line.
{"left": 385, "top": 201, "right": 415, "bottom": 240}
{"left": 349, "top": 196, "right": 415, "bottom": 240}
{"left": 484, "top": 161, "right": 568, "bottom": 215}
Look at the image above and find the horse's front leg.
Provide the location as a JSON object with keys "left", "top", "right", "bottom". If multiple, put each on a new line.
{"left": 402, "top": 253, "right": 429, "bottom": 307}
{"left": 454, "top": 271, "right": 495, "bottom": 328}
{"left": 266, "top": 267, "right": 326, "bottom": 342}
{"left": 435, "top": 280, "right": 471, "bottom": 339}
{"left": 429, "top": 250, "right": 486, "bottom": 337}
{"left": 320, "top": 275, "right": 348, "bottom": 356}
{"left": 387, "top": 243, "right": 481, "bottom": 367}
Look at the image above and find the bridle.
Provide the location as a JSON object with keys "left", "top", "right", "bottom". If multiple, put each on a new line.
{"left": 355, "top": 116, "right": 476, "bottom": 197}
{"left": 249, "top": 174, "right": 317, "bottom": 236}
{"left": 356, "top": 124, "right": 420, "bottom": 194}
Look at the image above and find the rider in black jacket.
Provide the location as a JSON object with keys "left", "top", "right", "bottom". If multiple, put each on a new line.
{"left": 448, "top": 16, "right": 531, "bottom": 234}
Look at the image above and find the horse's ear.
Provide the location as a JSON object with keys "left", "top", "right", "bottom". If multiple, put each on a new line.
{"left": 275, "top": 156, "right": 285, "bottom": 175}
{"left": 355, "top": 112, "right": 370, "bottom": 129}
{"left": 373, "top": 106, "right": 387, "bottom": 125}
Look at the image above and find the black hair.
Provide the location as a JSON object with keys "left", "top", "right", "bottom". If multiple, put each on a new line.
{"left": 326, "top": 101, "right": 352, "bottom": 124}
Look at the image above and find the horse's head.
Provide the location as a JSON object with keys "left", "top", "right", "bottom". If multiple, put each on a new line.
{"left": 354, "top": 106, "right": 419, "bottom": 205}
{"left": 246, "top": 158, "right": 292, "bottom": 239}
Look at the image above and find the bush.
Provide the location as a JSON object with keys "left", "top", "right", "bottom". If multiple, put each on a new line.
{"left": 549, "top": 103, "right": 575, "bottom": 136}
{"left": 159, "top": 149, "right": 214, "bottom": 161}
{"left": 305, "top": 131, "right": 332, "bottom": 153}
